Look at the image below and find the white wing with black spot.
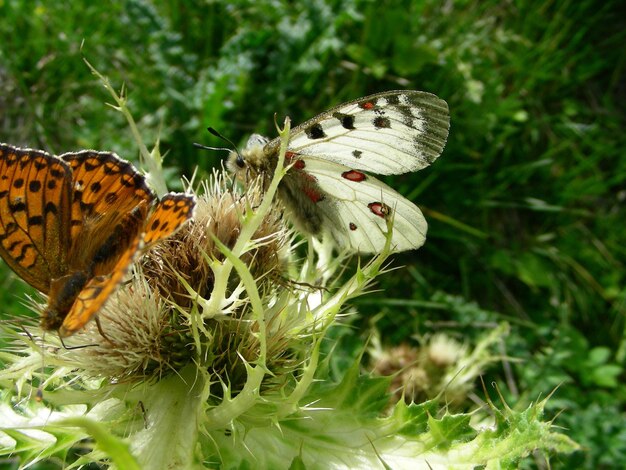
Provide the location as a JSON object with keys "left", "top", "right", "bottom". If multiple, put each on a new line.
{"left": 233, "top": 90, "right": 449, "bottom": 253}
{"left": 283, "top": 90, "right": 449, "bottom": 175}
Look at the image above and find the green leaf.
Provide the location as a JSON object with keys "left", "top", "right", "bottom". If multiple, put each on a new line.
{"left": 394, "top": 400, "right": 439, "bottom": 436}
{"left": 288, "top": 455, "right": 307, "bottom": 470}
{"left": 587, "top": 347, "right": 611, "bottom": 366}
{"left": 428, "top": 414, "right": 474, "bottom": 449}
{"left": 392, "top": 41, "right": 439, "bottom": 75}
{"left": 588, "top": 365, "right": 622, "bottom": 388}
{"left": 59, "top": 417, "right": 141, "bottom": 470}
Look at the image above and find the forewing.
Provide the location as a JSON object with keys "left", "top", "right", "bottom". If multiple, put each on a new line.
{"left": 143, "top": 192, "right": 196, "bottom": 245}
{"left": 300, "top": 157, "right": 428, "bottom": 253}
{"left": 60, "top": 151, "right": 155, "bottom": 240}
{"left": 0, "top": 144, "right": 72, "bottom": 291}
{"left": 277, "top": 91, "right": 450, "bottom": 175}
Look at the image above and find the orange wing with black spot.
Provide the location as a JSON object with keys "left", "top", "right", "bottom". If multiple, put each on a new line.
{"left": 143, "top": 192, "right": 196, "bottom": 245}
{"left": 59, "top": 232, "right": 144, "bottom": 337}
{"left": 61, "top": 151, "right": 155, "bottom": 240}
{"left": 0, "top": 143, "right": 196, "bottom": 337}
{"left": 0, "top": 143, "right": 72, "bottom": 292}
{"left": 58, "top": 193, "right": 195, "bottom": 336}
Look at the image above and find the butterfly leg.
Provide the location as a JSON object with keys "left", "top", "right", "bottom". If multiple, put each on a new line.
{"left": 95, "top": 315, "right": 114, "bottom": 344}
{"left": 16, "top": 324, "right": 47, "bottom": 402}
{"left": 18, "top": 323, "right": 37, "bottom": 343}
{"left": 58, "top": 335, "right": 97, "bottom": 350}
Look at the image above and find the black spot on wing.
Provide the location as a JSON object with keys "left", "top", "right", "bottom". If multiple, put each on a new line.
{"left": 44, "top": 202, "right": 58, "bottom": 215}
{"left": 28, "top": 215, "right": 44, "bottom": 226}
{"left": 9, "top": 201, "right": 26, "bottom": 213}
{"left": 373, "top": 116, "right": 391, "bottom": 129}
{"left": 332, "top": 112, "right": 355, "bottom": 130}
{"left": 305, "top": 123, "right": 326, "bottom": 140}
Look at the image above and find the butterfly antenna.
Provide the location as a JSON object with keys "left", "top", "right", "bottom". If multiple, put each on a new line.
{"left": 192, "top": 142, "right": 231, "bottom": 153}
{"left": 195, "top": 127, "right": 244, "bottom": 195}
{"left": 193, "top": 127, "right": 242, "bottom": 159}
{"left": 207, "top": 127, "right": 239, "bottom": 151}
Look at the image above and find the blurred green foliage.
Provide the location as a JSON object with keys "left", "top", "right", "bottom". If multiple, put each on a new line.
{"left": 0, "top": 0, "right": 624, "bottom": 467}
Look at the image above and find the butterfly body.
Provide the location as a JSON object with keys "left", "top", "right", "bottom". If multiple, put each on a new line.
{"left": 228, "top": 90, "right": 450, "bottom": 253}
{"left": 229, "top": 134, "right": 326, "bottom": 235}
{"left": 43, "top": 271, "right": 90, "bottom": 331}
{"left": 0, "top": 143, "right": 196, "bottom": 336}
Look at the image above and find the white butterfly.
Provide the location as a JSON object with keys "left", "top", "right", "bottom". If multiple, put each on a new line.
{"left": 227, "top": 90, "right": 450, "bottom": 253}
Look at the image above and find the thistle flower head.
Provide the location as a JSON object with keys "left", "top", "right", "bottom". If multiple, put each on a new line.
{"left": 370, "top": 328, "right": 506, "bottom": 407}
{"left": 24, "top": 171, "right": 300, "bottom": 394}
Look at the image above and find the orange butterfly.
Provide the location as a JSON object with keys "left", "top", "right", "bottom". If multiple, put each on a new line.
{"left": 0, "top": 143, "right": 195, "bottom": 337}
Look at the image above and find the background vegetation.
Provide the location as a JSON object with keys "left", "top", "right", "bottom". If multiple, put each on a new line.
{"left": 0, "top": 0, "right": 624, "bottom": 467}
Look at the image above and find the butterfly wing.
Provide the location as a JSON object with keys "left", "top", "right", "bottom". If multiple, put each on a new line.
{"left": 0, "top": 144, "right": 72, "bottom": 291}
{"left": 270, "top": 90, "right": 450, "bottom": 175}
{"left": 143, "top": 192, "right": 196, "bottom": 245}
{"left": 60, "top": 150, "right": 155, "bottom": 241}
{"left": 59, "top": 193, "right": 195, "bottom": 336}
{"left": 54, "top": 151, "right": 154, "bottom": 336}
{"left": 256, "top": 91, "right": 449, "bottom": 253}
{"left": 59, "top": 231, "right": 144, "bottom": 337}
{"left": 284, "top": 156, "right": 428, "bottom": 253}
{"left": 61, "top": 151, "right": 157, "bottom": 268}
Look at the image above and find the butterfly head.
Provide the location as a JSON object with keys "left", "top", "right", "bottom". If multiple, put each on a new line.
{"left": 227, "top": 134, "right": 273, "bottom": 184}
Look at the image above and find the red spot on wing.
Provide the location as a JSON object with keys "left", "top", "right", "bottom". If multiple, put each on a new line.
{"left": 349, "top": 222, "right": 357, "bottom": 231}
{"left": 285, "top": 152, "right": 305, "bottom": 170}
{"left": 368, "top": 202, "right": 391, "bottom": 218}
{"left": 342, "top": 170, "right": 366, "bottom": 182}
{"left": 360, "top": 101, "right": 375, "bottom": 110}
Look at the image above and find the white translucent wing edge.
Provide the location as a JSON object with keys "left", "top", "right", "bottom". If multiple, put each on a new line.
{"left": 272, "top": 90, "right": 450, "bottom": 176}
{"left": 304, "top": 157, "right": 428, "bottom": 253}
